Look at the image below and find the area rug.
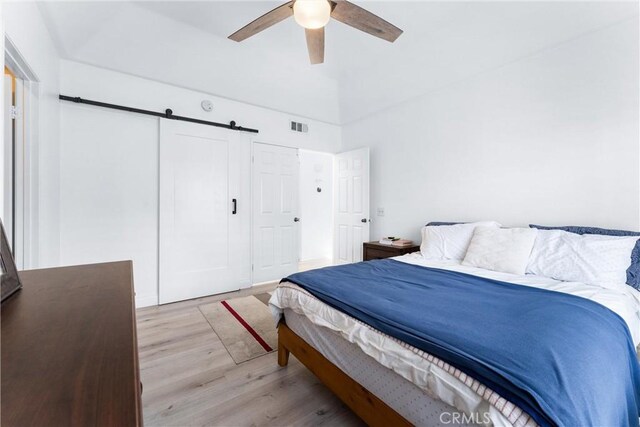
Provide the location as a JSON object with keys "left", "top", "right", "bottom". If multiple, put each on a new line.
{"left": 199, "top": 293, "right": 277, "bottom": 364}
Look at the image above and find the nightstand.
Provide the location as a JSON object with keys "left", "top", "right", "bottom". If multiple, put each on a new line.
{"left": 363, "top": 241, "right": 420, "bottom": 261}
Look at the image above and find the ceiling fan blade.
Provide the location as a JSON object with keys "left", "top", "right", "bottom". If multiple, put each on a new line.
{"left": 305, "top": 27, "right": 325, "bottom": 65}
{"left": 330, "top": 1, "right": 403, "bottom": 43}
{"left": 228, "top": 1, "right": 294, "bottom": 42}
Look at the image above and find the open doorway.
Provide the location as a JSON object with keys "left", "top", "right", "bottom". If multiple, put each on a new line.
{"left": 4, "top": 38, "right": 39, "bottom": 270}
{"left": 298, "top": 149, "right": 334, "bottom": 271}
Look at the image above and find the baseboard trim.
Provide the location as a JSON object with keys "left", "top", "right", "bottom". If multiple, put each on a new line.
{"left": 252, "top": 281, "right": 279, "bottom": 289}
{"left": 299, "top": 258, "right": 333, "bottom": 272}
{"left": 136, "top": 294, "right": 158, "bottom": 308}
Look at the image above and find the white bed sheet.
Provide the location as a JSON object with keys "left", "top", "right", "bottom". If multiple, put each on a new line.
{"left": 270, "top": 254, "right": 640, "bottom": 427}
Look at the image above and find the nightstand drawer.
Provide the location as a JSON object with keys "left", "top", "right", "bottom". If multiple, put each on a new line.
{"left": 364, "top": 248, "right": 396, "bottom": 260}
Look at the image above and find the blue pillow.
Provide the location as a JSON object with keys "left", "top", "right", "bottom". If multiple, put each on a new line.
{"left": 426, "top": 221, "right": 465, "bottom": 226}
{"left": 529, "top": 224, "right": 640, "bottom": 290}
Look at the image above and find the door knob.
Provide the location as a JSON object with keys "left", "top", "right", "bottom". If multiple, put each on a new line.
{"left": 361, "top": 218, "right": 369, "bottom": 223}
{"left": 294, "top": 217, "right": 300, "bottom": 222}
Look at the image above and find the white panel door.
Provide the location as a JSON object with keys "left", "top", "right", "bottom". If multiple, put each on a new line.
{"left": 252, "top": 143, "right": 300, "bottom": 283}
{"left": 334, "top": 147, "right": 370, "bottom": 264}
{"left": 159, "top": 120, "right": 250, "bottom": 304}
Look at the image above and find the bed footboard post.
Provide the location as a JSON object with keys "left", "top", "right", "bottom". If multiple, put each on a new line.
{"left": 277, "top": 322, "right": 290, "bottom": 367}
{"left": 278, "top": 341, "right": 290, "bottom": 366}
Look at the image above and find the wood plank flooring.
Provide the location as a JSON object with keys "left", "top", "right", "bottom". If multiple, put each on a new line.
{"left": 136, "top": 284, "right": 364, "bottom": 426}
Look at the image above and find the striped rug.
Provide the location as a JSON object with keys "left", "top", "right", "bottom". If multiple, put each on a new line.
{"left": 199, "top": 293, "right": 277, "bottom": 364}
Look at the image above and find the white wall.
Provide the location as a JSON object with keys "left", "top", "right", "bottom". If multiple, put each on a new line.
{"left": 59, "top": 60, "right": 341, "bottom": 307}
{"left": 60, "top": 61, "right": 341, "bottom": 153}
{"left": 38, "top": 1, "right": 341, "bottom": 124}
{"left": 342, "top": 18, "right": 639, "bottom": 243}
{"left": 4, "top": 2, "right": 61, "bottom": 267}
{"left": 299, "top": 150, "right": 333, "bottom": 261}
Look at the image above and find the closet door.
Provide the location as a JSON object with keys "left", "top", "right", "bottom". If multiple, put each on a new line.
{"left": 159, "top": 120, "right": 250, "bottom": 304}
{"left": 252, "top": 143, "right": 300, "bottom": 283}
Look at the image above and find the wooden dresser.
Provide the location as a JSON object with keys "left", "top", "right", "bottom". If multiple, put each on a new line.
{"left": 363, "top": 241, "right": 421, "bottom": 261}
{"left": 1, "top": 261, "right": 143, "bottom": 426}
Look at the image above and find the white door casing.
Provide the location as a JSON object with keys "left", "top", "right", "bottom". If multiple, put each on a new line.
{"left": 13, "top": 77, "right": 24, "bottom": 269}
{"left": 3, "top": 73, "right": 25, "bottom": 269}
{"left": 3, "top": 74, "right": 12, "bottom": 246}
{"left": 334, "top": 147, "right": 370, "bottom": 264}
{"left": 252, "top": 142, "right": 300, "bottom": 283}
{"left": 159, "top": 120, "right": 250, "bottom": 304}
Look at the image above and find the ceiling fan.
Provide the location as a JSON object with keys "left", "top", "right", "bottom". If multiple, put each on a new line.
{"left": 228, "top": 0, "right": 403, "bottom": 65}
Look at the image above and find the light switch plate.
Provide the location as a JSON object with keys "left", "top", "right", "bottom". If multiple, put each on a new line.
{"left": 377, "top": 207, "right": 385, "bottom": 217}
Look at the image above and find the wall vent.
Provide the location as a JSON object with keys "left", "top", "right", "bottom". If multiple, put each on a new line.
{"left": 290, "top": 120, "right": 309, "bottom": 133}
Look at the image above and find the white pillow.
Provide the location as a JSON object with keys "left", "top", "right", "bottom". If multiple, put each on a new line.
{"left": 526, "top": 229, "right": 638, "bottom": 287}
{"left": 462, "top": 227, "right": 537, "bottom": 275}
{"left": 421, "top": 221, "right": 501, "bottom": 261}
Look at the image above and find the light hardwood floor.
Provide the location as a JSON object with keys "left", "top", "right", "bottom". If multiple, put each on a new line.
{"left": 136, "top": 283, "right": 364, "bottom": 426}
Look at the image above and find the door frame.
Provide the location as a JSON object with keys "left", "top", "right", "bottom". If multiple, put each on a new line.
{"left": 4, "top": 36, "right": 39, "bottom": 269}
{"left": 250, "top": 141, "right": 301, "bottom": 284}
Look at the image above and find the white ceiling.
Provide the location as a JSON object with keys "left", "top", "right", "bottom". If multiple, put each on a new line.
{"left": 38, "top": 1, "right": 638, "bottom": 124}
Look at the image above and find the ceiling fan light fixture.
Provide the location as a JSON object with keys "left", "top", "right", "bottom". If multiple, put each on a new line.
{"left": 228, "top": 0, "right": 403, "bottom": 65}
{"left": 293, "top": 0, "right": 331, "bottom": 29}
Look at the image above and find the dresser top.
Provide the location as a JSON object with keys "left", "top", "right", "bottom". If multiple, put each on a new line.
{"left": 1, "top": 261, "right": 141, "bottom": 426}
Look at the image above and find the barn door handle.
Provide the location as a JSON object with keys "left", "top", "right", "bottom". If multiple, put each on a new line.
{"left": 232, "top": 199, "right": 237, "bottom": 215}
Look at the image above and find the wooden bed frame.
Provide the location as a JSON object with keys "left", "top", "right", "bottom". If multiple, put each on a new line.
{"left": 277, "top": 321, "right": 412, "bottom": 427}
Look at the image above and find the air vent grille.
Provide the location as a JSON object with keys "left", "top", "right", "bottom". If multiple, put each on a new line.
{"left": 290, "top": 121, "right": 309, "bottom": 133}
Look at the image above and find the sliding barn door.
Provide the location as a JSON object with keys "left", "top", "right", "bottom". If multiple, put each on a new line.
{"left": 159, "top": 120, "right": 250, "bottom": 304}
{"left": 334, "top": 147, "right": 370, "bottom": 264}
{"left": 252, "top": 143, "right": 300, "bottom": 283}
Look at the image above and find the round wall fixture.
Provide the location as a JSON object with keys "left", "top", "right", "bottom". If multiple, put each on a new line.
{"left": 201, "top": 100, "right": 213, "bottom": 112}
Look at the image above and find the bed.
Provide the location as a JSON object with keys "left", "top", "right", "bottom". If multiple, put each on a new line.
{"left": 270, "top": 253, "right": 640, "bottom": 427}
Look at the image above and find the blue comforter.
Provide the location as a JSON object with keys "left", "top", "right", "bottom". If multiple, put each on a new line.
{"left": 284, "top": 259, "right": 640, "bottom": 427}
